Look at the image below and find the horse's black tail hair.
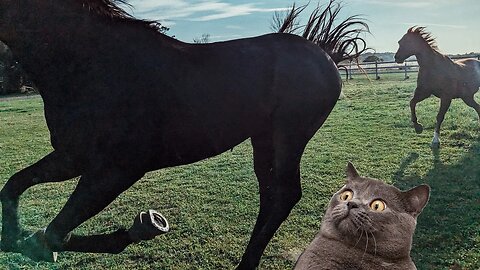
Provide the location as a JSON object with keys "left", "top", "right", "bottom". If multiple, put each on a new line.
{"left": 271, "top": 0, "right": 370, "bottom": 64}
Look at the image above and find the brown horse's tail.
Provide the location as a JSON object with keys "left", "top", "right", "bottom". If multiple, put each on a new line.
{"left": 271, "top": 0, "right": 370, "bottom": 64}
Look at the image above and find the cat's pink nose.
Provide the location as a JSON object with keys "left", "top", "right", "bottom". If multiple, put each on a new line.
{"left": 347, "top": 201, "right": 358, "bottom": 210}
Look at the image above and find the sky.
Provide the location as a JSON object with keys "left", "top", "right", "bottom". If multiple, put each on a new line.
{"left": 123, "top": 0, "right": 480, "bottom": 54}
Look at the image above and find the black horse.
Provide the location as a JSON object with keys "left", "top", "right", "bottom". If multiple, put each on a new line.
{"left": 0, "top": 1, "right": 345, "bottom": 268}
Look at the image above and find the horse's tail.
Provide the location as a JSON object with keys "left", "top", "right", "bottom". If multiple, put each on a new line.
{"left": 271, "top": 0, "right": 370, "bottom": 64}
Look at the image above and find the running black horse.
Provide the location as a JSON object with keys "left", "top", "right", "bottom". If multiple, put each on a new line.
{"left": 0, "top": 0, "right": 351, "bottom": 268}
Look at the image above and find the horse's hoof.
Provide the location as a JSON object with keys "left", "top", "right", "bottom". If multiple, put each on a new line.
{"left": 0, "top": 239, "right": 21, "bottom": 253}
{"left": 128, "top": 210, "right": 169, "bottom": 243}
{"left": 414, "top": 123, "right": 423, "bottom": 134}
{"left": 20, "top": 229, "right": 57, "bottom": 262}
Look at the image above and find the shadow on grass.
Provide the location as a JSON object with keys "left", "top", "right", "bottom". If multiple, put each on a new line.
{"left": 393, "top": 142, "right": 480, "bottom": 270}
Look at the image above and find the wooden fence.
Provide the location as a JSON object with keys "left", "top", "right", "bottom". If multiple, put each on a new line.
{"left": 339, "top": 55, "right": 480, "bottom": 80}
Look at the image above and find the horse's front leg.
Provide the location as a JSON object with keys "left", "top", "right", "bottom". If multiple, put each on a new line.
{"left": 19, "top": 165, "right": 168, "bottom": 262}
{"left": 432, "top": 97, "right": 452, "bottom": 147}
{"left": 36, "top": 209, "right": 168, "bottom": 255}
{"left": 0, "top": 151, "right": 81, "bottom": 253}
{"left": 410, "top": 89, "right": 430, "bottom": 134}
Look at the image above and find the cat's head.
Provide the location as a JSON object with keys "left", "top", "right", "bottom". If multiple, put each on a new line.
{"left": 320, "top": 162, "right": 430, "bottom": 260}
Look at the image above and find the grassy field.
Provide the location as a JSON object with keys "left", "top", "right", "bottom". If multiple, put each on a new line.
{"left": 0, "top": 74, "right": 479, "bottom": 269}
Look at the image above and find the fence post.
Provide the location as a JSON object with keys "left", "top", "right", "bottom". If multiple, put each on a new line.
{"left": 404, "top": 62, "right": 408, "bottom": 80}
{"left": 349, "top": 61, "right": 353, "bottom": 79}
{"left": 375, "top": 61, "right": 380, "bottom": 80}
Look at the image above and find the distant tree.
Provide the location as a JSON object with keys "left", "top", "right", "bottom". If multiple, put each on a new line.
{"left": 193, "top": 34, "right": 211, "bottom": 44}
{"left": 0, "top": 42, "right": 27, "bottom": 95}
{"left": 363, "top": 55, "right": 383, "bottom": 63}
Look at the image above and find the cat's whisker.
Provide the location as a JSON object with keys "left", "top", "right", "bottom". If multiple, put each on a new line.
{"left": 354, "top": 223, "right": 362, "bottom": 233}
{"left": 353, "top": 216, "right": 365, "bottom": 235}
{"left": 370, "top": 231, "right": 378, "bottom": 257}
{"left": 361, "top": 229, "right": 369, "bottom": 261}
{"left": 354, "top": 228, "right": 364, "bottom": 248}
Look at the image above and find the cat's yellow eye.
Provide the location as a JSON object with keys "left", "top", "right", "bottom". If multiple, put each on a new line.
{"left": 339, "top": 190, "right": 353, "bottom": 201}
{"left": 370, "top": 200, "right": 386, "bottom": 212}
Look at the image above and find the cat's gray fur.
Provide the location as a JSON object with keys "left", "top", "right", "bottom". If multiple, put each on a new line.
{"left": 294, "top": 162, "right": 430, "bottom": 270}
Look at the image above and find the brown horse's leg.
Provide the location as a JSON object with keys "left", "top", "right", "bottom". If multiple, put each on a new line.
{"left": 461, "top": 95, "right": 480, "bottom": 120}
{"left": 20, "top": 166, "right": 143, "bottom": 261}
{"left": 237, "top": 130, "right": 307, "bottom": 269}
{"left": 410, "top": 89, "right": 430, "bottom": 134}
{"left": 432, "top": 98, "right": 452, "bottom": 147}
{"left": 0, "top": 151, "right": 81, "bottom": 252}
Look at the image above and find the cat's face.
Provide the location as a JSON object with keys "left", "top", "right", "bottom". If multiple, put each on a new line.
{"left": 320, "top": 162, "right": 430, "bottom": 260}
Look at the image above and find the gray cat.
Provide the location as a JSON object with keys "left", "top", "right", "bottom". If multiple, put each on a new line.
{"left": 294, "top": 162, "right": 430, "bottom": 270}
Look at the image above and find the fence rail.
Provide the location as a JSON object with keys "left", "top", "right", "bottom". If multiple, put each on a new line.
{"left": 339, "top": 54, "right": 480, "bottom": 80}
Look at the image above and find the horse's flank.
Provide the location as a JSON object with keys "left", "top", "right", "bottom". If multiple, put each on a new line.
{"left": 417, "top": 52, "right": 480, "bottom": 98}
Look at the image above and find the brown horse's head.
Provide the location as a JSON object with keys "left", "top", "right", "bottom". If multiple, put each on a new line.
{"left": 394, "top": 26, "right": 437, "bottom": 64}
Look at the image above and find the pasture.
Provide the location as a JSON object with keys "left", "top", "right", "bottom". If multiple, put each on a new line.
{"left": 1, "top": 74, "right": 479, "bottom": 269}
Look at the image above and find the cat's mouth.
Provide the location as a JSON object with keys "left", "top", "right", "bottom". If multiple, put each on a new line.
{"left": 337, "top": 212, "right": 356, "bottom": 228}
{"left": 330, "top": 206, "right": 349, "bottom": 223}
{"left": 335, "top": 208, "right": 376, "bottom": 235}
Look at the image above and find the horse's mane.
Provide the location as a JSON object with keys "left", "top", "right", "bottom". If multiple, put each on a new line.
{"left": 408, "top": 26, "right": 438, "bottom": 50}
{"left": 76, "top": 0, "right": 165, "bottom": 33}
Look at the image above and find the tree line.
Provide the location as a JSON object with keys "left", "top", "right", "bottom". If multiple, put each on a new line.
{"left": 0, "top": 42, "right": 33, "bottom": 95}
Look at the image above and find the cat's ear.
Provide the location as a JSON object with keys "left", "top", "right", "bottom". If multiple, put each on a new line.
{"left": 402, "top": 184, "right": 430, "bottom": 218}
{"left": 346, "top": 162, "right": 360, "bottom": 181}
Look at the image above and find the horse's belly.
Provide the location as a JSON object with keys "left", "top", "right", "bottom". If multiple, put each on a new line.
{"left": 143, "top": 126, "right": 252, "bottom": 170}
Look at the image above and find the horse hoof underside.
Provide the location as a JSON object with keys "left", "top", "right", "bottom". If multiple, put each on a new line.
{"left": 414, "top": 123, "right": 424, "bottom": 134}
{"left": 20, "top": 229, "right": 57, "bottom": 262}
{"left": 128, "top": 210, "right": 169, "bottom": 243}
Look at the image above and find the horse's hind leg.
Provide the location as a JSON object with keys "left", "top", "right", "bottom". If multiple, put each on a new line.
{"left": 0, "top": 151, "right": 81, "bottom": 252}
{"left": 243, "top": 132, "right": 275, "bottom": 256}
{"left": 238, "top": 130, "right": 306, "bottom": 270}
{"left": 432, "top": 97, "right": 452, "bottom": 147}
{"left": 461, "top": 94, "right": 480, "bottom": 121}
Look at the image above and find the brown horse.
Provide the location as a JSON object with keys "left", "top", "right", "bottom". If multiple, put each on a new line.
{"left": 395, "top": 26, "right": 480, "bottom": 147}
{"left": 0, "top": 0, "right": 344, "bottom": 268}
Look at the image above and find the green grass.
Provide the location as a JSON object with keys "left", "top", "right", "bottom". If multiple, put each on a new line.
{"left": 0, "top": 74, "right": 479, "bottom": 269}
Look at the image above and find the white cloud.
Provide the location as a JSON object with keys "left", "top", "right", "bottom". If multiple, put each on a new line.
{"left": 225, "top": 25, "right": 244, "bottom": 30}
{"left": 354, "top": 0, "right": 452, "bottom": 8}
{"left": 209, "top": 34, "right": 243, "bottom": 39}
{"left": 125, "top": 0, "right": 289, "bottom": 22}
